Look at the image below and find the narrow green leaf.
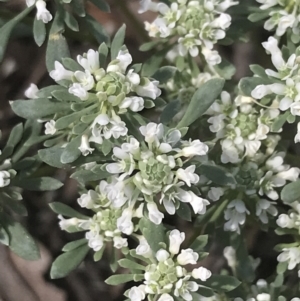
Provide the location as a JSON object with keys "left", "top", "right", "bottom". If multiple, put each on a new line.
{"left": 70, "top": 0, "right": 86, "bottom": 16}
{"left": 89, "top": 0, "right": 110, "bottom": 12}
{"left": 139, "top": 218, "right": 166, "bottom": 253}
{"left": 214, "top": 58, "right": 236, "bottom": 80}
{"left": 160, "top": 99, "right": 181, "bottom": 124}
{"left": 271, "top": 111, "right": 289, "bottom": 132}
{"left": 50, "top": 244, "right": 89, "bottom": 279}
{"left": 105, "top": 274, "right": 135, "bottom": 285}
{"left": 46, "top": 13, "right": 70, "bottom": 72}
{"left": 1, "top": 213, "right": 40, "bottom": 260}
{"left": 99, "top": 42, "right": 108, "bottom": 66}
{"left": 84, "top": 14, "right": 109, "bottom": 44}
{"left": 141, "top": 48, "right": 169, "bottom": 77}
{"left": 152, "top": 66, "right": 177, "bottom": 84}
{"left": 190, "top": 235, "right": 208, "bottom": 252}
{"left": 197, "top": 275, "right": 241, "bottom": 292}
{"left": 111, "top": 24, "right": 126, "bottom": 60}
{"left": 33, "top": 18, "right": 46, "bottom": 46}
{"left": 176, "top": 202, "right": 192, "bottom": 221}
{"left": 0, "top": 7, "right": 33, "bottom": 62}
{"left": 118, "top": 259, "right": 146, "bottom": 270}
{"left": 177, "top": 78, "right": 225, "bottom": 128}
{"left": 94, "top": 247, "right": 105, "bottom": 261}
{"left": 60, "top": 136, "right": 82, "bottom": 164}
{"left": 62, "top": 57, "right": 82, "bottom": 72}
{"left": 281, "top": 180, "right": 300, "bottom": 203}
{"left": 38, "top": 146, "right": 65, "bottom": 168}
{"left": 64, "top": 11, "right": 79, "bottom": 32}
{"left": 197, "top": 164, "right": 236, "bottom": 186}
{"left": 238, "top": 77, "right": 271, "bottom": 97}
{"left": 12, "top": 177, "right": 63, "bottom": 191}
{"left": 70, "top": 169, "right": 111, "bottom": 183}
{"left": 49, "top": 202, "right": 89, "bottom": 219}
{"left": 62, "top": 238, "right": 88, "bottom": 252}
{"left": 10, "top": 98, "right": 70, "bottom": 119}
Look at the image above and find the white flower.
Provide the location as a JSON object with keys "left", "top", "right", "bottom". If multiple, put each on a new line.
{"left": 147, "top": 203, "right": 164, "bottom": 224}
{"left": 256, "top": 199, "right": 278, "bottom": 224}
{"left": 169, "top": 229, "right": 185, "bottom": 255}
{"left": 295, "top": 122, "right": 300, "bottom": 143}
{"left": 256, "top": 293, "right": 271, "bottom": 301}
{"left": 77, "top": 190, "right": 99, "bottom": 209}
{"left": 158, "top": 294, "right": 174, "bottom": 301}
{"left": 116, "top": 49, "right": 132, "bottom": 72}
{"left": 44, "top": 120, "right": 56, "bottom": 135}
{"left": 0, "top": 171, "right": 11, "bottom": 187}
{"left": 50, "top": 61, "right": 73, "bottom": 81}
{"left": 138, "top": 0, "right": 159, "bottom": 13}
{"left": 35, "top": 0, "right": 52, "bottom": 23}
{"left": 208, "top": 187, "right": 224, "bottom": 201}
{"left": 290, "top": 102, "right": 300, "bottom": 116}
{"left": 192, "top": 267, "right": 212, "bottom": 281}
{"left": 221, "top": 140, "right": 239, "bottom": 164}
{"left": 179, "top": 190, "right": 210, "bottom": 215}
{"left": 139, "top": 123, "right": 164, "bottom": 145}
{"left": 251, "top": 85, "right": 272, "bottom": 99}
{"left": 120, "top": 96, "right": 144, "bottom": 112}
{"left": 277, "top": 247, "right": 300, "bottom": 270}
{"left": 78, "top": 135, "right": 94, "bottom": 156}
{"left": 223, "top": 246, "right": 236, "bottom": 268}
{"left": 202, "top": 48, "right": 221, "bottom": 65}
{"left": 180, "top": 139, "right": 209, "bottom": 157}
{"left": 24, "top": 83, "right": 39, "bottom": 99}
{"left": 128, "top": 285, "right": 146, "bottom": 301}
{"left": 177, "top": 249, "right": 199, "bottom": 265}
{"left": 117, "top": 208, "right": 134, "bottom": 235}
{"left": 136, "top": 236, "right": 152, "bottom": 258}
{"left": 26, "top": 0, "right": 36, "bottom": 6}
{"left": 113, "top": 236, "right": 128, "bottom": 249}
{"left": 277, "top": 214, "right": 294, "bottom": 228}
{"left": 210, "top": 13, "right": 231, "bottom": 30}
{"left": 136, "top": 80, "right": 161, "bottom": 100}
{"left": 176, "top": 165, "right": 199, "bottom": 187}
{"left": 262, "top": 37, "right": 285, "bottom": 70}
{"left": 156, "top": 249, "right": 170, "bottom": 262}
{"left": 77, "top": 49, "right": 99, "bottom": 73}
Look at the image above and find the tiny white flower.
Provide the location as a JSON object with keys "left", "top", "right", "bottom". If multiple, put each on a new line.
{"left": 26, "top": 0, "right": 36, "bottom": 6}
{"left": 24, "top": 83, "right": 39, "bottom": 99}
{"left": 68, "top": 83, "right": 89, "bottom": 100}
{"left": 158, "top": 294, "right": 174, "bottom": 301}
{"left": 44, "top": 120, "right": 56, "bottom": 135}
{"left": 181, "top": 139, "right": 209, "bottom": 157}
{"left": 78, "top": 135, "right": 94, "bottom": 156}
{"left": 120, "top": 96, "right": 144, "bottom": 112}
{"left": 295, "top": 122, "right": 300, "bottom": 143}
{"left": 117, "top": 208, "right": 134, "bottom": 235}
{"left": 138, "top": 0, "right": 159, "bottom": 13}
{"left": 276, "top": 214, "right": 294, "bottom": 228}
{"left": 113, "top": 236, "right": 128, "bottom": 249}
{"left": 0, "top": 171, "right": 11, "bottom": 187}
{"left": 169, "top": 229, "right": 185, "bottom": 255}
{"left": 77, "top": 49, "right": 100, "bottom": 73}
{"left": 156, "top": 249, "right": 170, "bottom": 261}
{"left": 35, "top": 0, "right": 52, "bottom": 23}
{"left": 176, "top": 165, "right": 199, "bottom": 187}
{"left": 136, "top": 236, "right": 152, "bottom": 258}
{"left": 208, "top": 187, "right": 224, "bottom": 201}
{"left": 136, "top": 80, "right": 161, "bottom": 100}
{"left": 223, "top": 246, "right": 236, "bottom": 268}
{"left": 50, "top": 61, "right": 73, "bottom": 82}
{"left": 116, "top": 49, "right": 132, "bottom": 72}
{"left": 191, "top": 267, "right": 212, "bottom": 281}
{"left": 177, "top": 248, "right": 199, "bottom": 265}
{"left": 147, "top": 202, "right": 164, "bottom": 224}
{"left": 128, "top": 285, "right": 146, "bottom": 301}
{"left": 139, "top": 123, "right": 164, "bottom": 145}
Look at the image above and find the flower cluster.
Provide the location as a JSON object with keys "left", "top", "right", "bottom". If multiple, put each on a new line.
{"left": 206, "top": 92, "right": 278, "bottom": 163}
{"left": 254, "top": 0, "right": 300, "bottom": 42}
{"left": 127, "top": 230, "right": 212, "bottom": 301}
{"left": 29, "top": 46, "right": 161, "bottom": 154}
{"left": 139, "top": 0, "right": 238, "bottom": 64}
{"left": 250, "top": 37, "right": 300, "bottom": 142}
{"left": 105, "top": 122, "right": 210, "bottom": 225}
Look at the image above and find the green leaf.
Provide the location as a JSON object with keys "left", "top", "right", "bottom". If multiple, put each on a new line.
{"left": 177, "top": 78, "right": 225, "bottom": 128}
{"left": 176, "top": 202, "right": 192, "bottom": 221}
{"left": 198, "top": 275, "right": 241, "bottom": 293}
{"left": 141, "top": 48, "right": 169, "bottom": 77}
{"left": 281, "top": 180, "right": 300, "bottom": 203}
{"left": 46, "top": 13, "right": 70, "bottom": 72}
{"left": 50, "top": 243, "right": 89, "bottom": 279}
{"left": 10, "top": 98, "right": 70, "bottom": 119}
{"left": 49, "top": 202, "right": 89, "bottom": 219}
{"left": 12, "top": 177, "right": 63, "bottom": 191}
{"left": 248, "top": 11, "right": 270, "bottom": 22}
{"left": 55, "top": 112, "right": 82, "bottom": 130}
{"left": 0, "top": 225, "right": 9, "bottom": 246}
{"left": 214, "top": 58, "right": 236, "bottom": 80}
{"left": 190, "top": 235, "right": 208, "bottom": 252}
{"left": 62, "top": 57, "right": 82, "bottom": 72}
{"left": 70, "top": 168, "right": 111, "bottom": 183}
{"left": 71, "top": 0, "right": 86, "bottom": 16}
{"left": 2, "top": 198, "right": 28, "bottom": 216}
{"left": 139, "top": 40, "right": 160, "bottom": 52}
{"left": 94, "top": 247, "right": 105, "bottom": 261}
{"left": 118, "top": 259, "right": 146, "bottom": 270}
{"left": 33, "top": 18, "right": 46, "bottom": 46}
{"left": 1, "top": 213, "right": 40, "bottom": 260}
{"left": 160, "top": 99, "right": 181, "bottom": 124}
{"left": 105, "top": 274, "right": 135, "bottom": 285}
{"left": 99, "top": 42, "right": 109, "bottom": 66}
{"left": 139, "top": 218, "right": 166, "bottom": 253}
{"left": 62, "top": 238, "right": 88, "bottom": 252}
{"left": 249, "top": 64, "right": 267, "bottom": 78}
{"left": 60, "top": 136, "right": 82, "bottom": 164}
{"left": 271, "top": 111, "right": 289, "bottom": 132}
{"left": 89, "top": 0, "right": 110, "bottom": 12}
{"left": 239, "top": 77, "right": 271, "bottom": 97}
{"left": 0, "top": 7, "right": 33, "bottom": 62}
{"left": 152, "top": 66, "right": 177, "bottom": 84}
{"left": 38, "top": 146, "right": 65, "bottom": 168}
{"left": 111, "top": 24, "right": 126, "bottom": 60}
{"left": 64, "top": 11, "right": 79, "bottom": 32}
{"left": 197, "top": 164, "right": 236, "bottom": 186}
{"left": 84, "top": 14, "right": 109, "bottom": 44}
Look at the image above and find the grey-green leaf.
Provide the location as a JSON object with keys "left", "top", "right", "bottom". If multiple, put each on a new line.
{"left": 50, "top": 244, "right": 89, "bottom": 279}
{"left": 160, "top": 99, "right": 181, "bottom": 124}
{"left": 62, "top": 238, "right": 88, "bottom": 252}
{"left": 111, "top": 24, "right": 126, "bottom": 59}
{"left": 198, "top": 275, "right": 241, "bottom": 292}
{"left": 152, "top": 66, "right": 177, "bottom": 84}
{"left": 12, "top": 177, "right": 63, "bottom": 191}
{"left": 60, "top": 136, "right": 82, "bottom": 164}
{"left": 105, "top": 274, "right": 135, "bottom": 285}
{"left": 38, "top": 146, "right": 65, "bottom": 168}
{"left": 89, "top": 0, "right": 110, "bottom": 12}
{"left": 49, "top": 202, "right": 89, "bottom": 219}
{"left": 118, "top": 259, "right": 146, "bottom": 270}
{"left": 281, "top": 180, "right": 300, "bottom": 203}
{"left": 11, "top": 98, "right": 70, "bottom": 119}
{"left": 177, "top": 78, "right": 225, "bottom": 128}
